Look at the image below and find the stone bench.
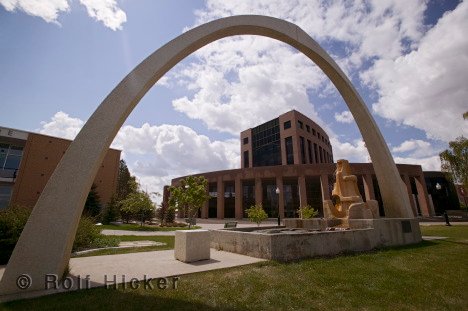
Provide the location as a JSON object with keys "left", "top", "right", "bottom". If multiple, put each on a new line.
{"left": 184, "top": 218, "right": 197, "bottom": 225}
{"left": 224, "top": 221, "right": 238, "bottom": 228}
{"left": 174, "top": 229, "right": 210, "bottom": 263}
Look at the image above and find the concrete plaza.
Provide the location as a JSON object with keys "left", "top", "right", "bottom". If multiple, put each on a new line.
{"left": 0, "top": 248, "right": 265, "bottom": 302}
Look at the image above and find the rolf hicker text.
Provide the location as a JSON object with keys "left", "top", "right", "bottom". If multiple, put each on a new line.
{"left": 43, "top": 274, "right": 179, "bottom": 290}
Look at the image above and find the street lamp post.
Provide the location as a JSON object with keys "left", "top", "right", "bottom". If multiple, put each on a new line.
{"left": 184, "top": 184, "right": 192, "bottom": 227}
{"left": 436, "top": 183, "right": 451, "bottom": 226}
{"left": 275, "top": 187, "right": 280, "bottom": 226}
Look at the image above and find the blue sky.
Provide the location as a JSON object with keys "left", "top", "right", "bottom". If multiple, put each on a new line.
{"left": 1, "top": 0, "right": 466, "bottom": 201}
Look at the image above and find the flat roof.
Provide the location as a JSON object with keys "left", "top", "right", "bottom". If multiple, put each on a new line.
{"left": 0, "top": 125, "right": 121, "bottom": 152}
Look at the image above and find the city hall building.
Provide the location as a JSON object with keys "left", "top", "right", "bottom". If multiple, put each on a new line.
{"left": 168, "top": 110, "right": 443, "bottom": 219}
{"left": 0, "top": 126, "right": 121, "bottom": 209}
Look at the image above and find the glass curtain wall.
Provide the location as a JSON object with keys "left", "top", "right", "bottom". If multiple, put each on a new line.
{"left": 262, "top": 180, "right": 278, "bottom": 217}
{"left": 306, "top": 177, "right": 323, "bottom": 216}
{"left": 242, "top": 180, "right": 255, "bottom": 217}
{"left": 252, "top": 118, "right": 281, "bottom": 167}
{"left": 224, "top": 182, "right": 235, "bottom": 218}
{"left": 0, "top": 185, "right": 12, "bottom": 209}
{"left": 0, "top": 143, "right": 23, "bottom": 179}
{"left": 208, "top": 182, "right": 217, "bottom": 218}
{"left": 285, "top": 137, "right": 294, "bottom": 165}
{"left": 283, "top": 178, "right": 300, "bottom": 217}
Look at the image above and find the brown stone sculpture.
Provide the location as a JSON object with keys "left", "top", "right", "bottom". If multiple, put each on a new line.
{"left": 324, "top": 159, "right": 379, "bottom": 219}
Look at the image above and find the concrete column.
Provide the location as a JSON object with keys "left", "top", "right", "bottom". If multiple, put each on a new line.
{"left": 298, "top": 175, "right": 308, "bottom": 207}
{"left": 276, "top": 176, "right": 284, "bottom": 218}
{"left": 415, "top": 175, "right": 433, "bottom": 217}
{"left": 320, "top": 174, "right": 330, "bottom": 201}
{"left": 255, "top": 178, "right": 263, "bottom": 206}
{"left": 362, "top": 174, "right": 375, "bottom": 201}
{"left": 402, "top": 174, "right": 417, "bottom": 217}
{"left": 217, "top": 178, "right": 225, "bottom": 219}
{"left": 235, "top": 176, "right": 242, "bottom": 219}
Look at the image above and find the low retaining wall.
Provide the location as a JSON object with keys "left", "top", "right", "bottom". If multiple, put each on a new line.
{"left": 210, "top": 218, "right": 421, "bottom": 262}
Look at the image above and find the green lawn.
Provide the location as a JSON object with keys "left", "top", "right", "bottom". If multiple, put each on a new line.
{"left": 72, "top": 235, "right": 175, "bottom": 258}
{"left": 420, "top": 224, "right": 468, "bottom": 239}
{"left": 100, "top": 224, "right": 201, "bottom": 232}
{"left": 1, "top": 225, "right": 467, "bottom": 310}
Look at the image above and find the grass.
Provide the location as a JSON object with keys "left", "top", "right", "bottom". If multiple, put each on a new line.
{"left": 1, "top": 225, "right": 467, "bottom": 310}
{"left": 420, "top": 224, "right": 468, "bottom": 240}
{"left": 72, "top": 235, "right": 175, "bottom": 257}
{"left": 100, "top": 224, "right": 201, "bottom": 232}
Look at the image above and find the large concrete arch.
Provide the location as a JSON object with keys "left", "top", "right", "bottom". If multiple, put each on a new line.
{"left": 0, "top": 15, "right": 413, "bottom": 295}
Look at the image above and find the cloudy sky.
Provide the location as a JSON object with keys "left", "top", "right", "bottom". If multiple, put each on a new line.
{"left": 1, "top": 0, "right": 466, "bottom": 203}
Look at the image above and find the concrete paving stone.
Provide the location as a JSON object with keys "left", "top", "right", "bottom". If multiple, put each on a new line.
{"left": 0, "top": 249, "right": 265, "bottom": 302}
{"left": 422, "top": 236, "right": 448, "bottom": 240}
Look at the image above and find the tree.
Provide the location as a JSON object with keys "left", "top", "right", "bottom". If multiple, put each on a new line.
{"left": 440, "top": 136, "right": 468, "bottom": 191}
{"left": 297, "top": 204, "right": 319, "bottom": 219}
{"left": 119, "top": 205, "right": 133, "bottom": 224}
{"left": 246, "top": 204, "right": 268, "bottom": 226}
{"left": 165, "top": 206, "right": 176, "bottom": 224}
{"left": 156, "top": 205, "right": 166, "bottom": 224}
{"left": 169, "top": 176, "right": 209, "bottom": 228}
{"left": 101, "top": 194, "right": 119, "bottom": 224}
{"left": 119, "top": 191, "right": 155, "bottom": 226}
{"left": 83, "top": 184, "right": 102, "bottom": 218}
{"left": 116, "top": 160, "right": 138, "bottom": 201}
{"left": 157, "top": 203, "right": 176, "bottom": 226}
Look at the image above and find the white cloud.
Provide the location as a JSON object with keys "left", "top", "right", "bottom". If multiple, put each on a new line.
{"left": 172, "top": 0, "right": 464, "bottom": 170}
{"left": 330, "top": 137, "right": 441, "bottom": 170}
{"left": 363, "top": 1, "right": 468, "bottom": 142}
{"left": 38, "top": 112, "right": 239, "bottom": 204}
{"left": 331, "top": 138, "right": 370, "bottom": 163}
{"left": 172, "top": 0, "right": 428, "bottom": 136}
{"left": 0, "top": 0, "right": 69, "bottom": 23}
{"left": 390, "top": 139, "right": 441, "bottom": 170}
{"left": 38, "top": 111, "right": 83, "bottom": 139}
{"left": 79, "top": 0, "right": 126, "bottom": 31}
{"left": 0, "top": 0, "right": 126, "bottom": 30}
{"left": 172, "top": 36, "right": 325, "bottom": 135}
{"left": 394, "top": 155, "right": 441, "bottom": 171}
{"left": 192, "top": 0, "right": 426, "bottom": 67}
{"left": 392, "top": 139, "right": 436, "bottom": 158}
{"left": 334, "top": 110, "right": 354, "bottom": 124}
{"left": 112, "top": 123, "right": 239, "bottom": 174}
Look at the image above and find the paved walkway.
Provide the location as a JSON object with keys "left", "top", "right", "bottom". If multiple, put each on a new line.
{"left": 419, "top": 222, "right": 468, "bottom": 226}
{"left": 422, "top": 236, "right": 448, "bottom": 240}
{"left": 101, "top": 220, "right": 468, "bottom": 237}
{"left": 0, "top": 249, "right": 265, "bottom": 302}
{"left": 102, "top": 229, "right": 176, "bottom": 236}
{"left": 101, "top": 219, "right": 279, "bottom": 236}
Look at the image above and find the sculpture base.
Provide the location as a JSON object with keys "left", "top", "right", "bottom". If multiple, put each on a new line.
{"left": 211, "top": 218, "right": 421, "bottom": 262}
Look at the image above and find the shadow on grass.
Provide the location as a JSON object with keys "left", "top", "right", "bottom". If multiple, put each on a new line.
{"left": 269, "top": 240, "right": 440, "bottom": 266}
{"left": 438, "top": 239, "right": 468, "bottom": 246}
{"left": 377, "top": 240, "right": 438, "bottom": 251}
{"left": 2, "top": 287, "right": 241, "bottom": 311}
